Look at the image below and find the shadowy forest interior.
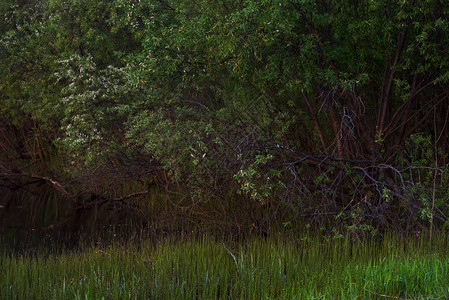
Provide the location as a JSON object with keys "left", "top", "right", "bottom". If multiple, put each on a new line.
{"left": 1, "top": 0, "right": 449, "bottom": 298}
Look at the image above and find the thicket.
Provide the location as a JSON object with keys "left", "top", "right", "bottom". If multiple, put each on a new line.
{"left": 1, "top": 0, "right": 449, "bottom": 235}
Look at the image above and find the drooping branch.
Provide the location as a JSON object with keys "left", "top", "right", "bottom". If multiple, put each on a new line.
{"left": 0, "top": 172, "right": 77, "bottom": 203}
{"left": 112, "top": 190, "right": 149, "bottom": 202}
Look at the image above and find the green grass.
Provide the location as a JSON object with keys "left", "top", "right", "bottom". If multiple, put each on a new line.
{"left": 1, "top": 233, "right": 449, "bottom": 299}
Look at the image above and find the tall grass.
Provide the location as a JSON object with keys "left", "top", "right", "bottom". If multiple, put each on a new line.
{"left": 1, "top": 233, "right": 449, "bottom": 299}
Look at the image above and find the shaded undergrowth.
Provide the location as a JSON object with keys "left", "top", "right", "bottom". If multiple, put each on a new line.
{"left": 1, "top": 233, "right": 449, "bottom": 299}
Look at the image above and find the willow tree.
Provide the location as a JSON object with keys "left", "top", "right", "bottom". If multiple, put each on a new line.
{"left": 1, "top": 0, "right": 448, "bottom": 233}
{"left": 121, "top": 0, "right": 449, "bottom": 231}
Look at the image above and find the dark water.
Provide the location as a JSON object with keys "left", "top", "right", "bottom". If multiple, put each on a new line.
{"left": 1, "top": 185, "right": 296, "bottom": 253}
{"left": 0, "top": 187, "right": 143, "bottom": 252}
{"left": 0, "top": 186, "right": 231, "bottom": 253}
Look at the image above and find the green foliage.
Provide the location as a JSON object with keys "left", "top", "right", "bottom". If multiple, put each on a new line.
{"left": 2, "top": 0, "right": 449, "bottom": 231}
{"left": 55, "top": 54, "right": 139, "bottom": 169}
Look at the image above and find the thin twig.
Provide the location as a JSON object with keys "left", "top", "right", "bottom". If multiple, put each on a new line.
{"left": 364, "top": 289, "right": 415, "bottom": 300}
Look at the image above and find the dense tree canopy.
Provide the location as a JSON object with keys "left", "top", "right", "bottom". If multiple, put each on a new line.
{"left": 1, "top": 0, "right": 449, "bottom": 234}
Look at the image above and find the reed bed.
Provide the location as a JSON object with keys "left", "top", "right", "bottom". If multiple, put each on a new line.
{"left": 1, "top": 233, "right": 449, "bottom": 299}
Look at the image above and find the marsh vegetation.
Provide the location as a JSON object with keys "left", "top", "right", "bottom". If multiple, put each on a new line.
{"left": 2, "top": 233, "right": 449, "bottom": 299}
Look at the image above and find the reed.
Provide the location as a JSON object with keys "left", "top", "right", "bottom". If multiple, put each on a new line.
{"left": 1, "top": 233, "right": 448, "bottom": 299}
